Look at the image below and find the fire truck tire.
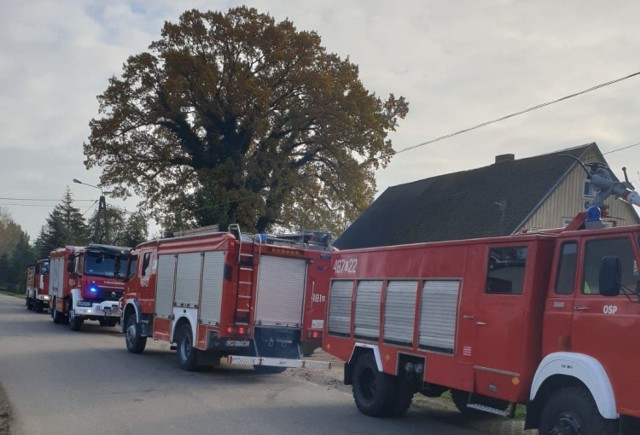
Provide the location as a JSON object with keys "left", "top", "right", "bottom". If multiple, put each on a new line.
{"left": 388, "top": 387, "right": 413, "bottom": 417}
{"left": 125, "top": 314, "right": 147, "bottom": 354}
{"left": 539, "top": 386, "right": 619, "bottom": 435}
{"left": 52, "top": 299, "right": 63, "bottom": 324}
{"left": 177, "top": 324, "right": 198, "bottom": 371}
{"left": 451, "top": 389, "right": 472, "bottom": 413}
{"left": 68, "top": 309, "right": 83, "bottom": 331}
{"left": 352, "top": 353, "right": 397, "bottom": 417}
{"left": 300, "top": 342, "right": 317, "bottom": 357}
{"left": 99, "top": 318, "right": 118, "bottom": 327}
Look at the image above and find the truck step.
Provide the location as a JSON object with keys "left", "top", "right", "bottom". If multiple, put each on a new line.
{"left": 466, "top": 403, "right": 514, "bottom": 417}
{"left": 227, "top": 355, "right": 331, "bottom": 370}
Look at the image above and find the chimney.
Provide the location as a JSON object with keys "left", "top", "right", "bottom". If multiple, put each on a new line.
{"left": 495, "top": 154, "right": 515, "bottom": 164}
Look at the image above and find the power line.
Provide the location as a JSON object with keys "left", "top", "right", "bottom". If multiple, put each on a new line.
{"left": 397, "top": 70, "right": 640, "bottom": 155}
{"left": 0, "top": 197, "right": 95, "bottom": 202}
{"left": 0, "top": 203, "right": 58, "bottom": 208}
{"left": 602, "top": 141, "right": 640, "bottom": 155}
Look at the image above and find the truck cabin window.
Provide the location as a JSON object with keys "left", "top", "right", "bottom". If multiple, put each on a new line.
{"left": 486, "top": 247, "right": 528, "bottom": 294}
{"left": 555, "top": 242, "right": 577, "bottom": 295}
{"left": 582, "top": 238, "right": 639, "bottom": 295}
{"left": 141, "top": 252, "right": 152, "bottom": 276}
{"left": 127, "top": 255, "right": 138, "bottom": 280}
{"left": 85, "top": 252, "right": 127, "bottom": 278}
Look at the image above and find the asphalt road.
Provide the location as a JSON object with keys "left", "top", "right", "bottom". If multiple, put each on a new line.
{"left": 0, "top": 293, "right": 481, "bottom": 435}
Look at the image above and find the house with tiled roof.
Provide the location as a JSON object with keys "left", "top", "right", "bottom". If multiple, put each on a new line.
{"left": 334, "top": 143, "right": 640, "bottom": 249}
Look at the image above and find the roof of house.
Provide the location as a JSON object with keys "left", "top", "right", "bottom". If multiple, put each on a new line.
{"left": 334, "top": 143, "right": 608, "bottom": 249}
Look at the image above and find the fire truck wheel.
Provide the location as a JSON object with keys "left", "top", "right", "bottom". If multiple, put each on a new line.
{"left": 68, "top": 309, "right": 83, "bottom": 331}
{"left": 388, "top": 387, "right": 413, "bottom": 417}
{"left": 352, "top": 353, "right": 397, "bottom": 417}
{"left": 451, "top": 389, "right": 470, "bottom": 413}
{"left": 300, "top": 342, "right": 317, "bottom": 357}
{"left": 177, "top": 324, "right": 198, "bottom": 371}
{"left": 539, "top": 386, "right": 619, "bottom": 435}
{"left": 99, "top": 318, "right": 118, "bottom": 327}
{"left": 125, "top": 314, "right": 147, "bottom": 354}
{"left": 52, "top": 299, "right": 63, "bottom": 324}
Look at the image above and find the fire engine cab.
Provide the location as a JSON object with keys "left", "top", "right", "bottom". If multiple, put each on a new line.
{"left": 323, "top": 163, "right": 640, "bottom": 434}
{"left": 48, "top": 244, "right": 131, "bottom": 331}
{"left": 121, "top": 226, "right": 332, "bottom": 372}
{"left": 25, "top": 258, "right": 50, "bottom": 312}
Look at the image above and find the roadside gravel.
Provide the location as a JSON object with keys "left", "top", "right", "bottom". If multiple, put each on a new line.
{"left": 0, "top": 383, "right": 11, "bottom": 435}
{"left": 287, "top": 349, "right": 535, "bottom": 435}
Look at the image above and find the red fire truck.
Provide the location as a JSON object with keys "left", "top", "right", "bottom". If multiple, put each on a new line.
{"left": 323, "top": 163, "right": 640, "bottom": 434}
{"left": 121, "top": 226, "right": 332, "bottom": 372}
{"left": 48, "top": 244, "right": 131, "bottom": 331}
{"left": 25, "top": 258, "right": 50, "bottom": 312}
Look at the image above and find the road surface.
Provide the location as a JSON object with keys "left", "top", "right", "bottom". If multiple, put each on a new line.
{"left": 0, "top": 293, "right": 483, "bottom": 435}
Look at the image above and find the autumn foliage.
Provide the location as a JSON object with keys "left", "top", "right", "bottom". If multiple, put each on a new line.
{"left": 84, "top": 7, "right": 408, "bottom": 234}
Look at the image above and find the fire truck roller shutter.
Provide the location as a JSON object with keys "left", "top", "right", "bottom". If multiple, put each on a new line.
{"left": 419, "top": 280, "right": 461, "bottom": 354}
{"left": 50, "top": 257, "right": 64, "bottom": 299}
{"left": 328, "top": 280, "right": 353, "bottom": 336}
{"left": 354, "top": 280, "right": 382, "bottom": 339}
{"left": 155, "top": 254, "right": 176, "bottom": 318}
{"left": 200, "top": 251, "right": 225, "bottom": 325}
{"left": 175, "top": 253, "right": 202, "bottom": 308}
{"left": 383, "top": 281, "right": 418, "bottom": 345}
{"left": 255, "top": 256, "right": 307, "bottom": 327}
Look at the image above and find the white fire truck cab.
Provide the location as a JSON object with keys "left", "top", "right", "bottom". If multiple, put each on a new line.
{"left": 49, "top": 244, "right": 131, "bottom": 331}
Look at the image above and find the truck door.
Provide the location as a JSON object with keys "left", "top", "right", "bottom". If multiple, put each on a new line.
{"left": 570, "top": 235, "right": 640, "bottom": 415}
{"left": 471, "top": 245, "right": 530, "bottom": 402}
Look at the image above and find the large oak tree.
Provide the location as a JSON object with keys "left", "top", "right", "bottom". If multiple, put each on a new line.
{"left": 84, "top": 7, "right": 408, "bottom": 234}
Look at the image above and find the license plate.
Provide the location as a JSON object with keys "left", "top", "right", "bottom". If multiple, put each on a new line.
{"left": 226, "top": 340, "right": 250, "bottom": 347}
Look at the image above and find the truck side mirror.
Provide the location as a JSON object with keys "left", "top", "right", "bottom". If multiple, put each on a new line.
{"left": 599, "top": 256, "right": 621, "bottom": 297}
{"left": 67, "top": 261, "right": 75, "bottom": 275}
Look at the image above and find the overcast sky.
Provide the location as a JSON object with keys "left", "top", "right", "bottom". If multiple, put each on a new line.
{"left": 2, "top": 0, "right": 640, "bottom": 239}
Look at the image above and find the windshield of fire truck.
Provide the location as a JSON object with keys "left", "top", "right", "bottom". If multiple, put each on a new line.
{"left": 84, "top": 251, "right": 128, "bottom": 278}
{"left": 38, "top": 261, "right": 49, "bottom": 275}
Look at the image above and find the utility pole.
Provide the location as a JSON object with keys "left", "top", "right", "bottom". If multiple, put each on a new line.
{"left": 73, "top": 178, "right": 109, "bottom": 244}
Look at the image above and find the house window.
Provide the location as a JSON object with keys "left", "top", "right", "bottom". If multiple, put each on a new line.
{"left": 583, "top": 179, "right": 596, "bottom": 198}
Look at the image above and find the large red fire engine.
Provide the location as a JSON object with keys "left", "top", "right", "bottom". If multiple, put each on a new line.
{"left": 121, "top": 226, "right": 332, "bottom": 372}
{"left": 323, "top": 163, "right": 640, "bottom": 434}
{"left": 48, "top": 244, "right": 131, "bottom": 331}
{"left": 25, "top": 258, "right": 50, "bottom": 312}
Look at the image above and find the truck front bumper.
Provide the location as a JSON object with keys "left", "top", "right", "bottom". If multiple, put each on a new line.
{"left": 75, "top": 301, "right": 121, "bottom": 318}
